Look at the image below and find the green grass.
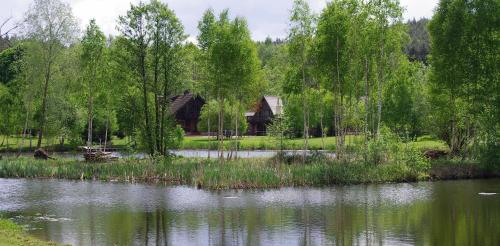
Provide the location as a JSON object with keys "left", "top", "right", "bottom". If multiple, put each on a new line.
{"left": 0, "top": 218, "right": 62, "bottom": 246}
{"left": 181, "top": 135, "right": 447, "bottom": 151}
{"left": 1, "top": 134, "right": 448, "bottom": 152}
{"left": 181, "top": 135, "right": 329, "bottom": 150}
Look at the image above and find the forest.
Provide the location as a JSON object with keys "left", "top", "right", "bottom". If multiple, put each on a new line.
{"left": 0, "top": 0, "right": 498, "bottom": 167}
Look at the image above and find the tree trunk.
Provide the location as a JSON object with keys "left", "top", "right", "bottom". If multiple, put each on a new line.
{"left": 37, "top": 57, "right": 52, "bottom": 149}
{"left": 376, "top": 45, "right": 384, "bottom": 137}
{"left": 450, "top": 91, "right": 457, "bottom": 155}
{"left": 207, "top": 94, "right": 211, "bottom": 159}
{"left": 364, "top": 57, "right": 369, "bottom": 161}
{"left": 140, "top": 48, "right": 154, "bottom": 155}
{"left": 302, "top": 64, "right": 308, "bottom": 163}
{"left": 160, "top": 56, "right": 170, "bottom": 155}
{"left": 335, "top": 37, "right": 344, "bottom": 159}
{"left": 235, "top": 98, "right": 241, "bottom": 159}
{"left": 320, "top": 113, "right": 325, "bottom": 150}
{"left": 87, "top": 95, "right": 93, "bottom": 149}
{"left": 220, "top": 98, "right": 225, "bottom": 161}
{"left": 29, "top": 129, "right": 32, "bottom": 151}
{"left": 153, "top": 39, "right": 161, "bottom": 154}
{"left": 17, "top": 109, "right": 29, "bottom": 157}
{"left": 104, "top": 116, "right": 108, "bottom": 152}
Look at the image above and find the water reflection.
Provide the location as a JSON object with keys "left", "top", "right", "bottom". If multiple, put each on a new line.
{"left": 0, "top": 178, "right": 499, "bottom": 245}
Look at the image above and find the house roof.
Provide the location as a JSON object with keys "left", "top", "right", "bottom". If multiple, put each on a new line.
{"left": 264, "top": 96, "right": 283, "bottom": 116}
{"left": 169, "top": 92, "right": 195, "bottom": 114}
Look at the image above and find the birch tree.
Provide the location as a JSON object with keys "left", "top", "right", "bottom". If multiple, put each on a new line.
{"left": 22, "top": 0, "right": 78, "bottom": 149}
{"left": 288, "top": 0, "right": 315, "bottom": 161}
{"left": 81, "top": 19, "right": 106, "bottom": 149}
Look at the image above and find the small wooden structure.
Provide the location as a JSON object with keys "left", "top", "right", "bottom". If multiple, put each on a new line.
{"left": 82, "top": 147, "right": 118, "bottom": 162}
{"left": 169, "top": 91, "right": 205, "bottom": 134}
{"left": 246, "top": 96, "right": 282, "bottom": 135}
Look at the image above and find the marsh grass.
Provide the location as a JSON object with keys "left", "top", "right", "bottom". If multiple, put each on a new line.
{"left": 0, "top": 156, "right": 454, "bottom": 189}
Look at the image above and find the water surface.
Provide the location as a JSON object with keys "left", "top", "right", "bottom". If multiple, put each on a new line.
{"left": 0, "top": 178, "right": 498, "bottom": 245}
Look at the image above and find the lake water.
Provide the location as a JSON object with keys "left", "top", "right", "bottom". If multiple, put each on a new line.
{"left": 0, "top": 178, "right": 499, "bottom": 245}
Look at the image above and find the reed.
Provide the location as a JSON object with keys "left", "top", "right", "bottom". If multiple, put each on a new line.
{"left": 1, "top": 156, "right": 482, "bottom": 189}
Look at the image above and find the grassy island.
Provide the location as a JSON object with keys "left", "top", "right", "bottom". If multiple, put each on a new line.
{"left": 0, "top": 156, "right": 497, "bottom": 190}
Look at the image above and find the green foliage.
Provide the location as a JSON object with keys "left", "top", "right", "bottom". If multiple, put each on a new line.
{"left": 197, "top": 100, "right": 248, "bottom": 134}
{"left": 163, "top": 124, "right": 185, "bottom": 150}
{"left": 428, "top": 0, "right": 499, "bottom": 157}
{"left": 405, "top": 18, "right": 430, "bottom": 62}
{"left": 363, "top": 126, "right": 430, "bottom": 178}
{"left": 256, "top": 38, "right": 288, "bottom": 95}
{"left": 0, "top": 46, "right": 24, "bottom": 85}
{"left": 267, "top": 110, "right": 291, "bottom": 152}
{"left": 197, "top": 9, "right": 260, "bottom": 155}
{"left": 382, "top": 60, "right": 429, "bottom": 138}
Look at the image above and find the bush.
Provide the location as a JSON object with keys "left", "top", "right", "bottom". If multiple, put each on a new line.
{"left": 363, "top": 126, "right": 430, "bottom": 178}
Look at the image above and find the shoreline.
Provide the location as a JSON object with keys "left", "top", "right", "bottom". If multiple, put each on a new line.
{"left": 0, "top": 218, "right": 62, "bottom": 246}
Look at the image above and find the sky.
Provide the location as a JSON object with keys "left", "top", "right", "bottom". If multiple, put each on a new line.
{"left": 1, "top": 0, "right": 438, "bottom": 42}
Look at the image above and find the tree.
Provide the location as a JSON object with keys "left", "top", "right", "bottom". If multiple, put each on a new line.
{"left": 81, "top": 19, "right": 106, "bottom": 148}
{"left": 315, "top": 0, "right": 356, "bottom": 158}
{"left": 145, "top": 0, "right": 186, "bottom": 155}
{"left": 118, "top": 2, "right": 154, "bottom": 154}
{"left": 198, "top": 9, "right": 260, "bottom": 160}
{"left": 257, "top": 38, "right": 288, "bottom": 95}
{"left": 405, "top": 18, "right": 430, "bottom": 63}
{"left": 428, "top": 0, "right": 499, "bottom": 158}
{"left": 287, "top": 0, "right": 315, "bottom": 161}
{"left": 118, "top": 1, "right": 186, "bottom": 156}
{"left": 22, "top": 0, "right": 78, "bottom": 149}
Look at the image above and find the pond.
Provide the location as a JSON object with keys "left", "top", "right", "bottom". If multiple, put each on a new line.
{"left": 0, "top": 178, "right": 499, "bottom": 245}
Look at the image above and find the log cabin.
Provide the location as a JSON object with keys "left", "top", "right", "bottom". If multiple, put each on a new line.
{"left": 245, "top": 96, "right": 282, "bottom": 135}
{"left": 169, "top": 91, "right": 205, "bottom": 135}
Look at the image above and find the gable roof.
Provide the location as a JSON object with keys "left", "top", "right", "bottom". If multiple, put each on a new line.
{"left": 169, "top": 92, "right": 195, "bottom": 114}
{"left": 264, "top": 96, "right": 283, "bottom": 116}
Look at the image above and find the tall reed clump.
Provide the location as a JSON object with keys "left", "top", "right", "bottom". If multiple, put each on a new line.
{"left": 1, "top": 157, "right": 429, "bottom": 189}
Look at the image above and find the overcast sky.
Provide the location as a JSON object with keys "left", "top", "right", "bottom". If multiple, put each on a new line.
{"left": 1, "top": 0, "right": 438, "bottom": 41}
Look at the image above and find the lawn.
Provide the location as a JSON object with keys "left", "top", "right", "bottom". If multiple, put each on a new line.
{"left": 181, "top": 135, "right": 346, "bottom": 150}
{"left": 181, "top": 135, "right": 448, "bottom": 151}
{"left": 0, "top": 134, "right": 448, "bottom": 152}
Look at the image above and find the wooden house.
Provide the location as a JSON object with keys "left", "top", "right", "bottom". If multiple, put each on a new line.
{"left": 245, "top": 96, "right": 282, "bottom": 135}
{"left": 169, "top": 91, "right": 205, "bottom": 134}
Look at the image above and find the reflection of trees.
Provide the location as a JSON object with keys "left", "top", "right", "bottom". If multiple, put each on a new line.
{"left": 16, "top": 180, "right": 499, "bottom": 245}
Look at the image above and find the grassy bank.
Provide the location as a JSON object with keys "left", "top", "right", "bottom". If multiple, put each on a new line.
{"left": 0, "top": 156, "right": 495, "bottom": 189}
{"left": 0, "top": 218, "right": 61, "bottom": 246}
